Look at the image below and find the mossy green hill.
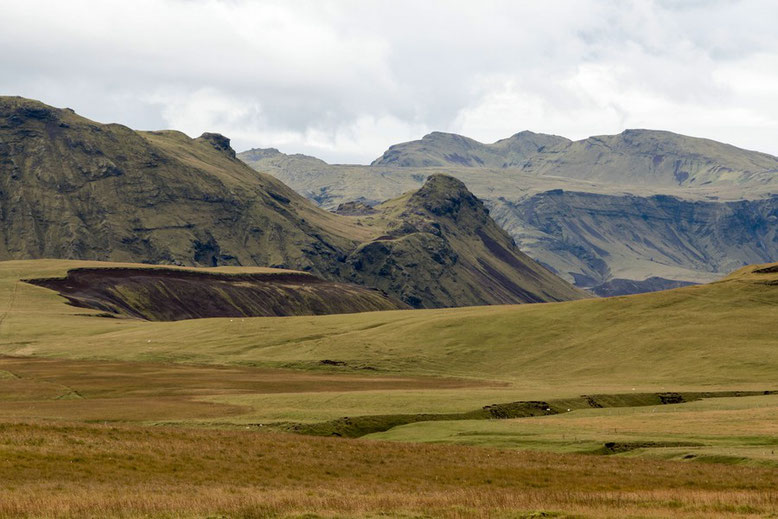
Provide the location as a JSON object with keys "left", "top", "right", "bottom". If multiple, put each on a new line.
{"left": 0, "top": 96, "right": 584, "bottom": 308}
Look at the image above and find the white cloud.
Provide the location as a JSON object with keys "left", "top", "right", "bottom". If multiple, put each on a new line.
{"left": 1, "top": 0, "right": 778, "bottom": 162}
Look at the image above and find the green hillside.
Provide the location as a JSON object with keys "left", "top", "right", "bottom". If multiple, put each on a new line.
{"left": 2, "top": 259, "right": 775, "bottom": 392}
{"left": 0, "top": 96, "right": 585, "bottom": 308}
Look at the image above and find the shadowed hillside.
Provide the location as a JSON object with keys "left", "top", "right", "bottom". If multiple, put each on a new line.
{"left": 26, "top": 267, "right": 407, "bottom": 320}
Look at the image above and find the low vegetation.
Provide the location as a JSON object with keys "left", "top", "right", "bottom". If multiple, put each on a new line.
{"left": 1, "top": 258, "right": 777, "bottom": 517}
{"left": 2, "top": 420, "right": 778, "bottom": 518}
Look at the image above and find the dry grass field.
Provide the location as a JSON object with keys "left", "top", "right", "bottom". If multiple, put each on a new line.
{"left": 2, "top": 420, "right": 778, "bottom": 519}
{"left": 1, "top": 259, "right": 777, "bottom": 517}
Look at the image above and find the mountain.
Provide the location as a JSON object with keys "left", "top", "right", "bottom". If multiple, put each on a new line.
{"left": 239, "top": 130, "right": 778, "bottom": 294}
{"left": 0, "top": 96, "right": 585, "bottom": 308}
{"left": 526, "top": 129, "right": 778, "bottom": 188}
{"left": 0, "top": 96, "right": 358, "bottom": 273}
{"left": 342, "top": 175, "right": 585, "bottom": 307}
{"left": 371, "top": 130, "right": 571, "bottom": 168}
{"left": 371, "top": 129, "right": 778, "bottom": 188}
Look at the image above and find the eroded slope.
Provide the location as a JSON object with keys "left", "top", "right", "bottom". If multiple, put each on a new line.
{"left": 26, "top": 267, "right": 407, "bottom": 320}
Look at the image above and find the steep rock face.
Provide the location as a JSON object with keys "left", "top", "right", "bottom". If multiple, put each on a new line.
{"left": 489, "top": 191, "right": 778, "bottom": 288}
{"left": 344, "top": 175, "right": 588, "bottom": 307}
{"left": 0, "top": 97, "right": 585, "bottom": 308}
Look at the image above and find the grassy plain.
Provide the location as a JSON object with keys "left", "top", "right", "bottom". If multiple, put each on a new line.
{"left": 2, "top": 420, "right": 778, "bottom": 519}
{"left": 1, "top": 259, "right": 777, "bottom": 517}
{"left": 366, "top": 394, "right": 778, "bottom": 464}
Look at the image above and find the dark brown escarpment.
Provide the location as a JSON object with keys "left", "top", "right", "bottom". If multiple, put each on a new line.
{"left": 26, "top": 268, "right": 408, "bottom": 321}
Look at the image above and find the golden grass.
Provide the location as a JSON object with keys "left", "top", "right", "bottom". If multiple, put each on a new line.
{"left": 0, "top": 355, "right": 484, "bottom": 423}
{"left": 1, "top": 419, "right": 777, "bottom": 518}
{"left": 1, "top": 260, "right": 777, "bottom": 516}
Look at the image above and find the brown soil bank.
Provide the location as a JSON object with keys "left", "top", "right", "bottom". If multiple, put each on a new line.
{"left": 26, "top": 267, "right": 407, "bottom": 321}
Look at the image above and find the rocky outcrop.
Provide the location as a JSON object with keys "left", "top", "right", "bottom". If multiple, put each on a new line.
{"left": 195, "top": 132, "right": 236, "bottom": 159}
{"left": 489, "top": 191, "right": 778, "bottom": 288}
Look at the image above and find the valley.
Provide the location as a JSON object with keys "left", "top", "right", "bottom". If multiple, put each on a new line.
{"left": 5, "top": 3, "right": 778, "bottom": 517}
{"left": 1, "top": 99, "right": 776, "bottom": 519}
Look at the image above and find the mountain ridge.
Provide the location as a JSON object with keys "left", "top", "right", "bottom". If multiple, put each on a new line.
{"left": 370, "top": 128, "right": 778, "bottom": 188}
{"left": 0, "top": 96, "right": 586, "bottom": 308}
{"left": 239, "top": 128, "right": 778, "bottom": 294}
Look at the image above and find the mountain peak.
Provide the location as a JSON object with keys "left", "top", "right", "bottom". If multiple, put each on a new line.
{"left": 415, "top": 173, "right": 471, "bottom": 197}
{"left": 196, "top": 132, "right": 236, "bottom": 159}
{"left": 407, "top": 174, "right": 484, "bottom": 221}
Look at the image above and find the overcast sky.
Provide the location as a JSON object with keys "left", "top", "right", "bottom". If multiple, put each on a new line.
{"left": 2, "top": 0, "right": 778, "bottom": 163}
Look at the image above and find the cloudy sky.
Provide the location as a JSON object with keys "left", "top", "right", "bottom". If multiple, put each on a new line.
{"left": 2, "top": 0, "right": 778, "bottom": 163}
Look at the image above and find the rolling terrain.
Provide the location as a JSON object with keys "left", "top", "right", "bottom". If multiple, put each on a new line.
{"left": 0, "top": 258, "right": 777, "bottom": 517}
{"left": 2, "top": 97, "right": 777, "bottom": 518}
{"left": 0, "top": 96, "right": 584, "bottom": 308}
{"left": 2, "top": 259, "right": 775, "bottom": 389}
{"left": 240, "top": 130, "right": 778, "bottom": 294}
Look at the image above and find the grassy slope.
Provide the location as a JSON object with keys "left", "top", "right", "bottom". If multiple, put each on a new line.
{"left": 0, "top": 97, "right": 585, "bottom": 308}
{"left": 2, "top": 259, "right": 775, "bottom": 392}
